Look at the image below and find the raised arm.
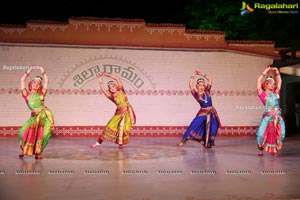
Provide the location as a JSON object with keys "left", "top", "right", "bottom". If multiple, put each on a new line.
{"left": 189, "top": 71, "right": 197, "bottom": 92}
{"left": 21, "top": 68, "right": 32, "bottom": 90}
{"left": 197, "top": 71, "right": 212, "bottom": 85}
{"left": 98, "top": 72, "right": 112, "bottom": 99}
{"left": 257, "top": 66, "right": 270, "bottom": 95}
{"left": 105, "top": 73, "right": 123, "bottom": 88}
{"left": 273, "top": 67, "right": 282, "bottom": 93}
{"left": 39, "top": 66, "right": 48, "bottom": 91}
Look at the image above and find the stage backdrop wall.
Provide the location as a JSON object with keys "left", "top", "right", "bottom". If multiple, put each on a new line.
{"left": 0, "top": 44, "right": 272, "bottom": 136}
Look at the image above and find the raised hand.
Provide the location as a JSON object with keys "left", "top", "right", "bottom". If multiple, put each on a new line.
{"left": 98, "top": 71, "right": 106, "bottom": 79}
{"left": 25, "top": 68, "right": 32, "bottom": 75}
{"left": 196, "top": 71, "right": 203, "bottom": 76}
{"left": 262, "top": 66, "right": 271, "bottom": 75}
{"left": 271, "top": 67, "right": 279, "bottom": 73}
{"left": 39, "top": 66, "right": 45, "bottom": 74}
{"left": 192, "top": 70, "right": 198, "bottom": 76}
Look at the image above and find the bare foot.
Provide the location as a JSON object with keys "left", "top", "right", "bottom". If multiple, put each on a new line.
{"left": 258, "top": 150, "right": 263, "bottom": 156}
{"left": 19, "top": 152, "right": 24, "bottom": 158}
{"left": 176, "top": 142, "right": 184, "bottom": 147}
{"left": 90, "top": 142, "right": 101, "bottom": 149}
{"left": 271, "top": 152, "right": 278, "bottom": 157}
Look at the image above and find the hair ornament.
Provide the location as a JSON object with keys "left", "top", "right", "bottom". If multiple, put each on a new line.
{"left": 197, "top": 78, "right": 205, "bottom": 84}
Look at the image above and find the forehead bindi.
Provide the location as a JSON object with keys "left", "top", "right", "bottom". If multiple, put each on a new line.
{"left": 268, "top": 80, "right": 275, "bottom": 84}
{"left": 33, "top": 80, "right": 41, "bottom": 84}
{"left": 109, "top": 84, "right": 116, "bottom": 88}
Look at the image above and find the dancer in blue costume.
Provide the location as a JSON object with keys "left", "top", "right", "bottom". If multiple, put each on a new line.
{"left": 177, "top": 70, "right": 221, "bottom": 148}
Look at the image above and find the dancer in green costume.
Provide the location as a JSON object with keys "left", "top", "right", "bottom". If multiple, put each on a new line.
{"left": 18, "top": 66, "right": 54, "bottom": 159}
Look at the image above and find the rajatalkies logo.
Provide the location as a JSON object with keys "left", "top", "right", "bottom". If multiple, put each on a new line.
{"left": 240, "top": 2, "right": 254, "bottom": 16}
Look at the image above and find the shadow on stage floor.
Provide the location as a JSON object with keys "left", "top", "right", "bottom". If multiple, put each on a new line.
{"left": 0, "top": 136, "right": 300, "bottom": 200}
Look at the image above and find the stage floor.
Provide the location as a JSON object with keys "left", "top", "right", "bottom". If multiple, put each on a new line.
{"left": 0, "top": 136, "right": 300, "bottom": 200}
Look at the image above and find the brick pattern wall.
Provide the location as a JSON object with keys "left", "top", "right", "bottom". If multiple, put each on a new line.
{"left": 0, "top": 18, "right": 277, "bottom": 136}
{"left": 0, "top": 45, "right": 272, "bottom": 136}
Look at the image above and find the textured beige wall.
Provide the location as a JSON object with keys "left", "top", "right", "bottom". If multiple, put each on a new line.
{"left": 0, "top": 44, "right": 272, "bottom": 128}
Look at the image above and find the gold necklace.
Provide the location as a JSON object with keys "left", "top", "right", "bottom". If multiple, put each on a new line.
{"left": 199, "top": 93, "right": 208, "bottom": 103}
